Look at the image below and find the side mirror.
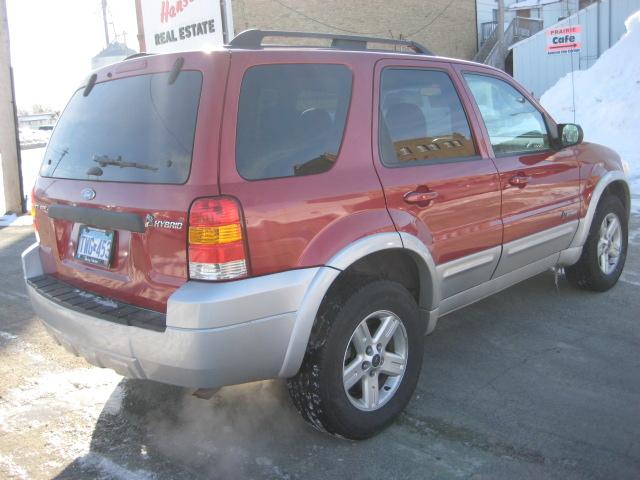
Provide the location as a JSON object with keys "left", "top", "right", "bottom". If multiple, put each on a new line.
{"left": 558, "top": 123, "right": 583, "bottom": 147}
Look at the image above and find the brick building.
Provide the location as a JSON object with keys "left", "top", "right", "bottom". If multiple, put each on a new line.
{"left": 230, "top": 0, "right": 478, "bottom": 60}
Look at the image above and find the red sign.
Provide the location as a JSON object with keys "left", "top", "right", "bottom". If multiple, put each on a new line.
{"left": 160, "top": 0, "right": 196, "bottom": 24}
{"left": 546, "top": 25, "right": 581, "bottom": 54}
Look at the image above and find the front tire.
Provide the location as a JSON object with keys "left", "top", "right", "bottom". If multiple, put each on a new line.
{"left": 565, "top": 195, "right": 628, "bottom": 291}
{"left": 287, "top": 280, "right": 424, "bottom": 440}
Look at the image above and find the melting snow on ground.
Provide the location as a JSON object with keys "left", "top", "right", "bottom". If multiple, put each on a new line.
{"left": 0, "top": 368, "right": 124, "bottom": 434}
{"left": 0, "top": 366, "right": 126, "bottom": 477}
{"left": 540, "top": 10, "right": 640, "bottom": 212}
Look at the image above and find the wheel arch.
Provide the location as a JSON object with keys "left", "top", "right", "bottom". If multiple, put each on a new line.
{"left": 570, "top": 170, "right": 630, "bottom": 249}
{"left": 278, "top": 232, "right": 440, "bottom": 378}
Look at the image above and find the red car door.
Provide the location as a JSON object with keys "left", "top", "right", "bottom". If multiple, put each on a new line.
{"left": 372, "top": 59, "right": 502, "bottom": 299}
{"left": 455, "top": 65, "right": 581, "bottom": 276}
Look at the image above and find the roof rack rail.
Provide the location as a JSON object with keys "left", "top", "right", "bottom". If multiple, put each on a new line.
{"left": 228, "top": 29, "right": 432, "bottom": 55}
{"left": 124, "top": 52, "right": 155, "bottom": 61}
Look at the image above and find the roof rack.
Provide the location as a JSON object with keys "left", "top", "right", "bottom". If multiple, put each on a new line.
{"left": 228, "top": 29, "right": 432, "bottom": 55}
{"left": 124, "top": 52, "right": 155, "bottom": 61}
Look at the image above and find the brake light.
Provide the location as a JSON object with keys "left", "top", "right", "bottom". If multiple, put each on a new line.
{"left": 187, "top": 197, "right": 249, "bottom": 280}
{"left": 30, "top": 186, "right": 36, "bottom": 217}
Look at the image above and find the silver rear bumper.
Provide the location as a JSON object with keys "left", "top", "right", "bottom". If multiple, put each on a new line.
{"left": 22, "top": 243, "right": 338, "bottom": 389}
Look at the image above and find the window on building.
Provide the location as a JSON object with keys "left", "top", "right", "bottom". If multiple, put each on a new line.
{"left": 378, "top": 68, "right": 477, "bottom": 166}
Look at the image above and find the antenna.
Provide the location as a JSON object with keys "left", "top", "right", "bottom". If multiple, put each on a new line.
{"left": 101, "top": 0, "right": 109, "bottom": 46}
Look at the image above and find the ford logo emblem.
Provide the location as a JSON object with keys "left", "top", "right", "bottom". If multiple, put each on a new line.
{"left": 81, "top": 188, "right": 96, "bottom": 201}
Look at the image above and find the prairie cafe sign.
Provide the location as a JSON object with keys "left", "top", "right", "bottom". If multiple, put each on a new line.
{"left": 546, "top": 25, "right": 582, "bottom": 55}
{"left": 137, "top": 0, "right": 229, "bottom": 53}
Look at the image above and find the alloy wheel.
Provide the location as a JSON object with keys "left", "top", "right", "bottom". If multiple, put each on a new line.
{"left": 342, "top": 310, "right": 408, "bottom": 412}
{"left": 597, "top": 212, "right": 622, "bottom": 275}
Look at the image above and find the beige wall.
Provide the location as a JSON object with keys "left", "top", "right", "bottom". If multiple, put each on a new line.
{"left": 231, "top": 0, "right": 478, "bottom": 60}
{"left": 0, "top": 0, "right": 22, "bottom": 214}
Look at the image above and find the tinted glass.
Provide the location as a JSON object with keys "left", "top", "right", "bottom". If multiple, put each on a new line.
{"left": 464, "top": 74, "right": 550, "bottom": 155}
{"left": 236, "top": 64, "right": 352, "bottom": 180}
{"left": 40, "top": 71, "right": 202, "bottom": 184}
{"left": 379, "top": 68, "right": 476, "bottom": 166}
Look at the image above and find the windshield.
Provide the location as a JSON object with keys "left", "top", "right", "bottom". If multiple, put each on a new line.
{"left": 40, "top": 71, "right": 202, "bottom": 184}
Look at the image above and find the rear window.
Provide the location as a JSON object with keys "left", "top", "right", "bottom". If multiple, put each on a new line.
{"left": 236, "top": 64, "right": 352, "bottom": 180}
{"left": 40, "top": 71, "right": 202, "bottom": 184}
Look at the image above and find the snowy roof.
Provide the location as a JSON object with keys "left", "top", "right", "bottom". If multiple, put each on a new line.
{"left": 18, "top": 113, "right": 57, "bottom": 121}
{"left": 93, "top": 42, "right": 136, "bottom": 59}
{"left": 508, "top": 0, "right": 560, "bottom": 10}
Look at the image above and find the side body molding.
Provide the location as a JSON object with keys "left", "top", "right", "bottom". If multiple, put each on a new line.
{"left": 278, "top": 232, "right": 440, "bottom": 377}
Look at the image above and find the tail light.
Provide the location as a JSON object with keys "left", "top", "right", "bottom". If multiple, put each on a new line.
{"left": 30, "top": 186, "right": 39, "bottom": 234}
{"left": 187, "top": 197, "right": 249, "bottom": 281}
{"left": 30, "top": 186, "right": 36, "bottom": 217}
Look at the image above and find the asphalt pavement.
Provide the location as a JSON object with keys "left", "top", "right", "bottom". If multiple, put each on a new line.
{"left": 0, "top": 214, "right": 638, "bottom": 479}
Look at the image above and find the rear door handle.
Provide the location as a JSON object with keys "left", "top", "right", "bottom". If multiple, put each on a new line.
{"left": 403, "top": 190, "right": 438, "bottom": 204}
{"left": 508, "top": 174, "right": 532, "bottom": 187}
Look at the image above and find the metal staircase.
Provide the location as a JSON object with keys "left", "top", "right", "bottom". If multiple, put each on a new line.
{"left": 474, "top": 17, "right": 543, "bottom": 69}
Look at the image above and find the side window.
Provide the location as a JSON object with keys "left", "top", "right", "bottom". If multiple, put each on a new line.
{"left": 379, "top": 68, "right": 477, "bottom": 166}
{"left": 236, "top": 64, "right": 352, "bottom": 180}
{"left": 463, "top": 74, "right": 550, "bottom": 155}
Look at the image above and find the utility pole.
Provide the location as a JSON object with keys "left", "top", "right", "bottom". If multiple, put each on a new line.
{"left": 0, "top": 0, "right": 23, "bottom": 214}
{"left": 102, "top": 0, "right": 110, "bottom": 47}
{"left": 496, "top": 0, "right": 505, "bottom": 70}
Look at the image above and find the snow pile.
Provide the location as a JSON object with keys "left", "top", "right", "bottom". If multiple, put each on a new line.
{"left": 540, "top": 10, "right": 640, "bottom": 211}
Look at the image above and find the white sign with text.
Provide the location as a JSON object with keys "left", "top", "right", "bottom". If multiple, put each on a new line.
{"left": 546, "top": 25, "right": 581, "bottom": 55}
{"left": 139, "top": 0, "right": 225, "bottom": 53}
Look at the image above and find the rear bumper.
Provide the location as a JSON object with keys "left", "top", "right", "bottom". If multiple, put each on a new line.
{"left": 22, "top": 243, "right": 333, "bottom": 389}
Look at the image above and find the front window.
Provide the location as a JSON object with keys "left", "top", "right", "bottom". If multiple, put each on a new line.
{"left": 464, "top": 74, "right": 550, "bottom": 155}
{"left": 40, "top": 71, "right": 202, "bottom": 184}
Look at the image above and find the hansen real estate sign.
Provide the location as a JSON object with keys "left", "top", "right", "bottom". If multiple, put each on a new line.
{"left": 137, "top": 0, "right": 231, "bottom": 53}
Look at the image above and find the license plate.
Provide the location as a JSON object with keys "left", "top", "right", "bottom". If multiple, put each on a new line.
{"left": 75, "top": 226, "right": 115, "bottom": 267}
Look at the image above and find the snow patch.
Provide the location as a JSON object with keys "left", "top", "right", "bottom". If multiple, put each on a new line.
{"left": 540, "top": 10, "right": 640, "bottom": 212}
{"left": 76, "top": 290, "right": 118, "bottom": 308}
{"left": 78, "top": 453, "right": 156, "bottom": 480}
{"left": 0, "top": 330, "right": 46, "bottom": 364}
{"left": 0, "top": 454, "right": 29, "bottom": 480}
{"left": 0, "top": 368, "right": 124, "bottom": 435}
{"left": 0, "top": 330, "right": 18, "bottom": 341}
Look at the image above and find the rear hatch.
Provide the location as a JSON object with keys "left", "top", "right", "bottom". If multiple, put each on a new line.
{"left": 32, "top": 52, "right": 229, "bottom": 312}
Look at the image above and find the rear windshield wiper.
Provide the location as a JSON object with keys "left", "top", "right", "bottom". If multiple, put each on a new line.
{"left": 93, "top": 155, "right": 158, "bottom": 171}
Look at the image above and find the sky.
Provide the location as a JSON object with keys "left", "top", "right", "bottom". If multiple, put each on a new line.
{"left": 6, "top": 0, "right": 139, "bottom": 112}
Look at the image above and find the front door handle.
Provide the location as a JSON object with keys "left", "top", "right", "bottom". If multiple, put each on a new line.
{"left": 509, "top": 174, "right": 532, "bottom": 187}
{"left": 403, "top": 190, "right": 438, "bottom": 204}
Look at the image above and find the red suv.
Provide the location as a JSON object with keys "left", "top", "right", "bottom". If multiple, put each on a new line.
{"left": 23, "top": 30, "right": 630, "bottom": 439}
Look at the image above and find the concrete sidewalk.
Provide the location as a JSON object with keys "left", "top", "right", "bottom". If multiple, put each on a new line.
{"left": 0, "top": 217, "right": 639, "bottom": 479}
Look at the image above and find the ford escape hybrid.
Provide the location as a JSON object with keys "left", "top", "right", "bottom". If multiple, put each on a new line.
{"left": 23, "top": 30, "right": 630, "bottom": 439}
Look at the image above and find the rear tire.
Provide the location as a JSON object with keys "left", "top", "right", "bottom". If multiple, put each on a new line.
{"left": 287, "top": 280, "right": 424, "bottom": 440}
{"left": 565, "top": 195, "right": 628, "bottom": 291}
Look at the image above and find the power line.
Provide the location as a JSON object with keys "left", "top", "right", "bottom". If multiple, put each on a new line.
{"left": 271, "top": 0, "right": 389, "bottom": 36}
{"left": 271, "top": 0, "right": 461, "bottom": 39}
{"left": 405, "top": 0, "right": 457, "bottom": 37}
